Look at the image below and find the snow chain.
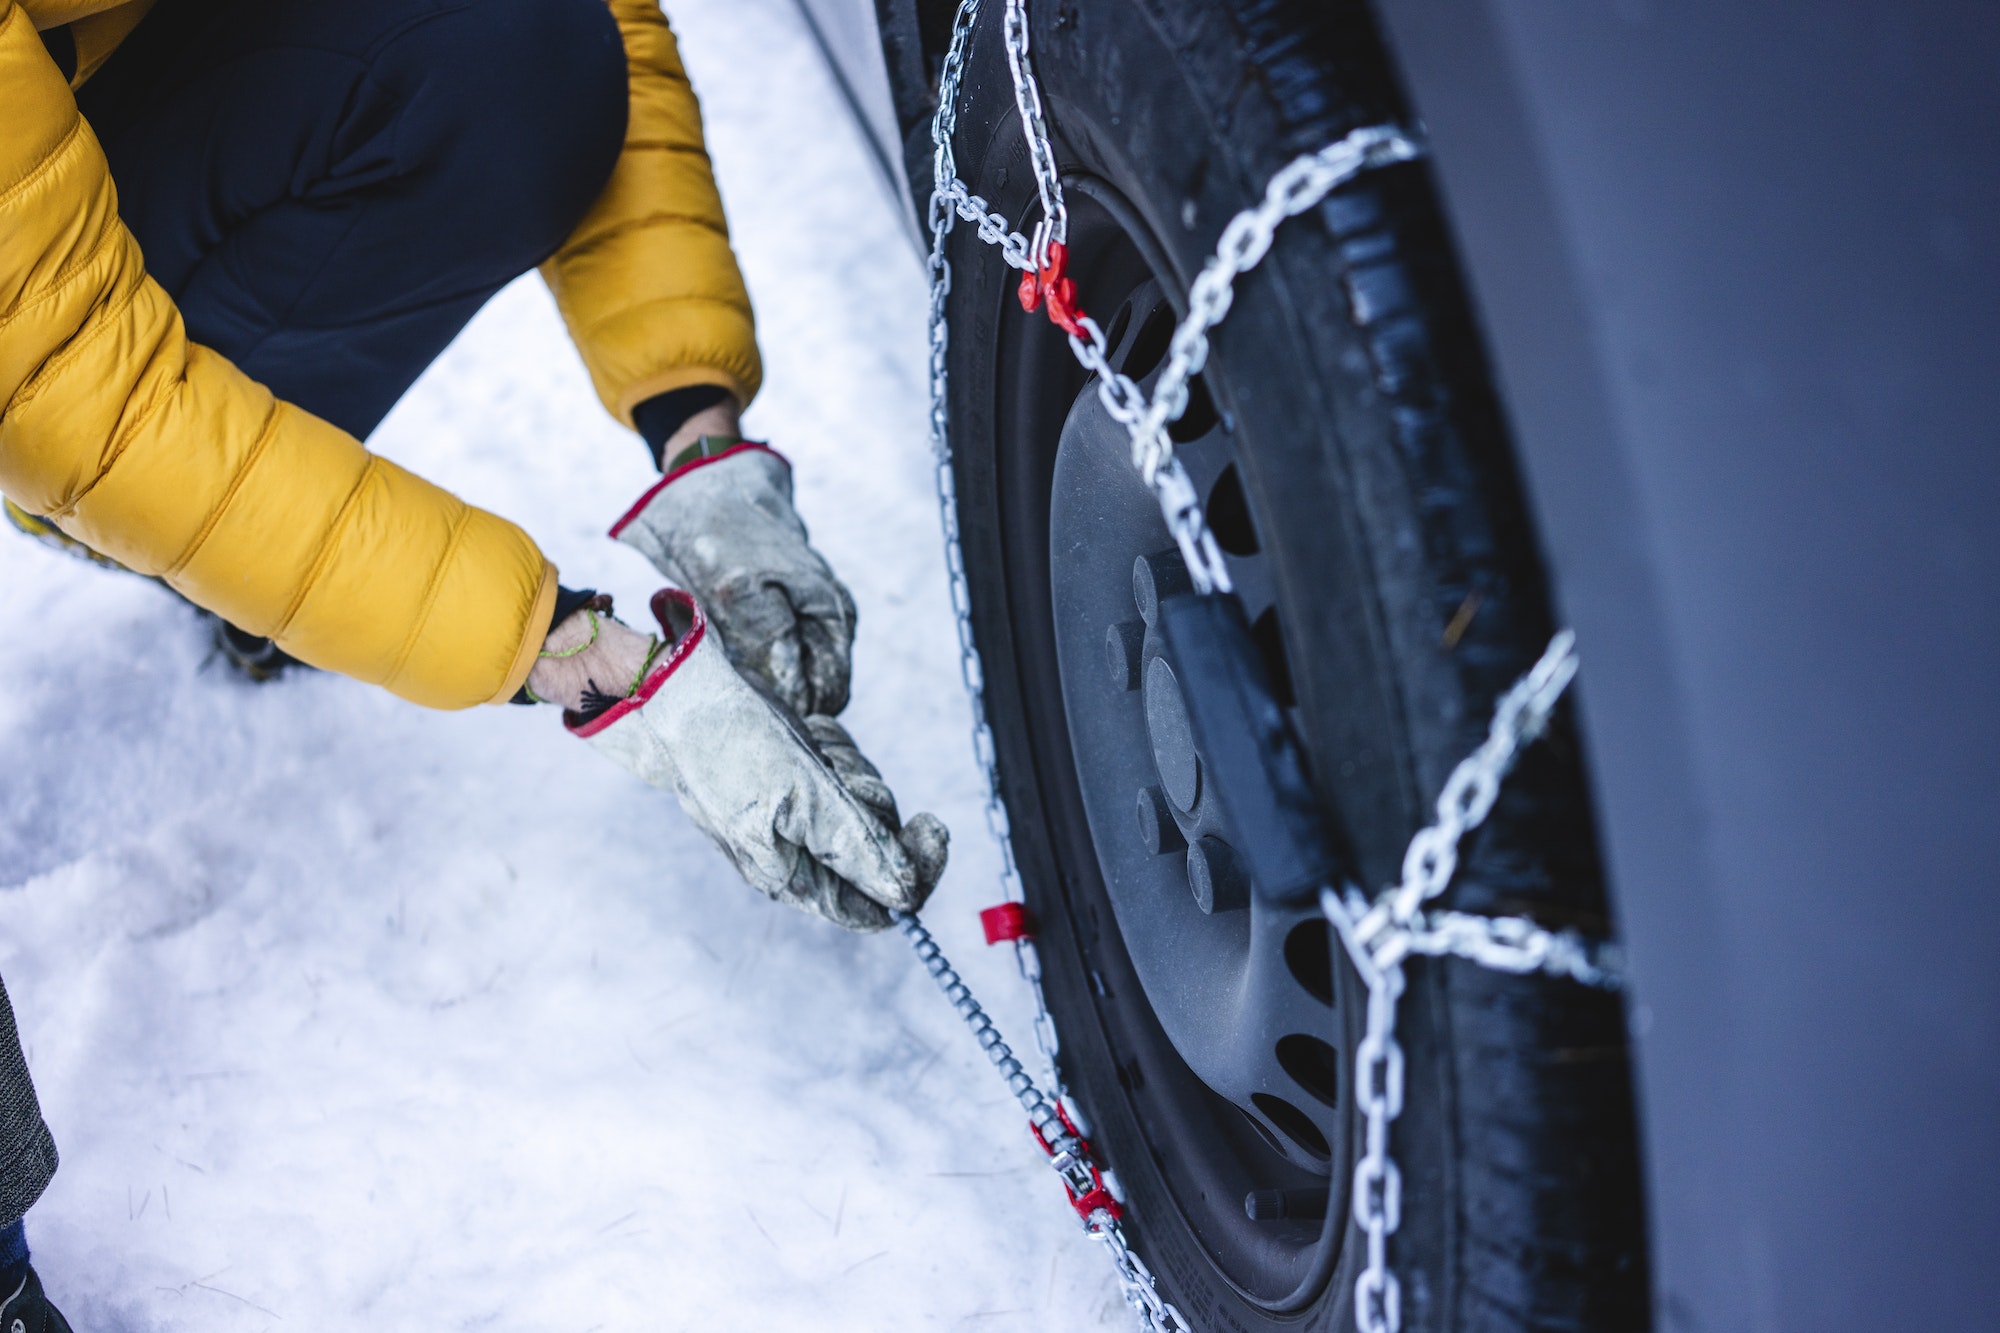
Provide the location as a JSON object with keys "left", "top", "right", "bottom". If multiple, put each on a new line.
{"left": 907, "top": 2, "right": 1624, "bottom": 1330}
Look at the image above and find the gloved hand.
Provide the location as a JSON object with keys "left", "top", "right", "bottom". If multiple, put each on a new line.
{"left": 611, "top": 444, "right": 857, "bottom": 717}
{"left": 567, "top": 589, "right": 946, "bottom": 931}
{"left": 798, "top": 712, "right": 950, "bottom": 904}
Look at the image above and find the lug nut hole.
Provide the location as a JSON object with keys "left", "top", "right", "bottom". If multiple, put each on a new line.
{"left": 1284, "top": 919, "right": 1335, "bottom": 1005}
{"left": 1207, "top": 463, "right": 1259, "bottom": 556}
{"left": 1121, "top": 300, "right": 1177, "bottom": 380}
{"left": 1251, "top": 1092, "right": 1331, "bottom": 1162}
{"left": 1277, "top": 1033, "right": 1342, "bottom": 1108}
{"left": 1166, "top": 374, "right": 1220, "bottom": 443}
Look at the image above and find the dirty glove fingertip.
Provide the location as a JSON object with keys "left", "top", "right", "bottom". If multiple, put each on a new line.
{"left": 900, "top": 812, "right": 950, "bottom": 892}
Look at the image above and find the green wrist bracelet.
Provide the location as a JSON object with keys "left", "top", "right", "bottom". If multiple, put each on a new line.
{"left": 664, "top": 433, "right": 746, "bottom": 474}
{"left": 627, "top": 635, "right": 664, "bottom": 698}
{"left": 538, "top": 608, "right": 600, "bottom": 660}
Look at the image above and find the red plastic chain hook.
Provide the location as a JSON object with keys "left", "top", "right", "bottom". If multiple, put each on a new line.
{"left": 1030, "top": 1098, "right": 1124, "bottom": 1223}
{"left": 979, "top": 901, "right": 1038, "bottom": 945}
{"left": 1017, "top": 241, "right": 1088, "bottom": 338}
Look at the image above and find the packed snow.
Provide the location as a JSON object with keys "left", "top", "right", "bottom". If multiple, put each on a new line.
{"left": 0, "top": 0, "right": 1132, "bottom": 1325}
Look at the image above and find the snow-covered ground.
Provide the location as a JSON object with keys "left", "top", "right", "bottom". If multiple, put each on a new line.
{"left": 0, "top": 2, "right": 1130, "bottom": 1326}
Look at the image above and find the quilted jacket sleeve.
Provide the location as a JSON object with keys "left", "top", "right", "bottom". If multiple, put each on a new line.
{"left": 541, "top": 0, "right": 762, "bottom": 425}
{"left": 0, "top": 0, "right": 557, "bottom": 710}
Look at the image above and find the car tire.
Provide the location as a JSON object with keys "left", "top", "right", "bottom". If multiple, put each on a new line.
{"left": 928, "top": 0, "right": 1650, "bottom": 1328}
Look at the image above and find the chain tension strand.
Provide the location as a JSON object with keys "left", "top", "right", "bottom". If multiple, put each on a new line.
{"left": 1319, "top": 630, "right": 1624, "bottom": 1333}
{"left": 914, "top": 2, "right": 1623, "bottom": 1332}
{"left": 890, "top": 912, "right": 1191, "bottom": 1331}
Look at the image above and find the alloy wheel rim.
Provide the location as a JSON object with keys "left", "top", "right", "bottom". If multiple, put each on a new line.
{"left": 1005, "top": 174, "right": 1364, "bottom": 1309}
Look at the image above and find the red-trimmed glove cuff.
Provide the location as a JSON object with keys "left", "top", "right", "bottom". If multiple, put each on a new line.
{"left": 607, "top": 442, "right": 788, "bottom": 539}
{"left": 565, "top": 589, "right": 709, "bottom": 738}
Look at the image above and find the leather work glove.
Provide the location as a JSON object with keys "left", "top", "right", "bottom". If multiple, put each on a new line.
{"left": 561, "top": 590, "right": 947, "bottom": 931}
{"left": 799, "top": 712, "right": 949, "bottom": 890}
{"left": 611, "top": 443, "right": 858, "bottom": 717}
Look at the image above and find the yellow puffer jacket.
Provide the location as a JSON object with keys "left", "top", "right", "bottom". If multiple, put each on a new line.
{"left": 0, "top": 0, "right": 760, "bottom": 709}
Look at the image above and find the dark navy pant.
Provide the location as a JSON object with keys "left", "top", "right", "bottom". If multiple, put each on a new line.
{"left": 76, "top": 0, "right": 629, "bottom": 438}
{"left": 0, "top": 979, "right": 56, "bottom": 1229}
{"left": 0, "top": 0, "right": 630, "bottom": 1223}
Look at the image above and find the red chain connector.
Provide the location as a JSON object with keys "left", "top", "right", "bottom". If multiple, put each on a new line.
{"left": 1030, "top": 1099, "right": 1124, "bottom": 1224}
{"left": 1017, "top": 241, "right": 1088, "bottom": 338}
{"left": 980, "top": 901, "right": 1038, "bottom": 945}
{"left": 1068, "top": 1180, "right": 1121, "bottom": 1225}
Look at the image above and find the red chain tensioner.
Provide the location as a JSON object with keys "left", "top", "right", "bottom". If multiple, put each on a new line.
{"left": 979, "top": 901, "right": 1038, "bottom": 945}
{"left": 975, "top": 900, "right": 1119, "bottom": 1222}
{"left": 1018, "top": 241, "right": 1088, "bottom": 338}
{"left": 1031, "top": 1098, "right": 1124, "bottom": 1224}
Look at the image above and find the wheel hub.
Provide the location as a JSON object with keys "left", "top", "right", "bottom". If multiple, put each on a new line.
{"left": 1047, "top": 287, "right": 1349, "bottom": 1184}
{"left": 1143, "top": 657, "right": 1200, "bottom": 816}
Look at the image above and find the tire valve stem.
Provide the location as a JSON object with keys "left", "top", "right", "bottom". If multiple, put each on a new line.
{"left": 1244, "top": 1187, "right": 1330, "bottom": 1222}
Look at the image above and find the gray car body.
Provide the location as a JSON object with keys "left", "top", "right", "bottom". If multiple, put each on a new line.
{"left": 789, "top": 1, "right": 2000, "bottom": 1327}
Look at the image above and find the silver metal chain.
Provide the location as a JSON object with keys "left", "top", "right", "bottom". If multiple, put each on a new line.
{"left": 1000, "top": 0, "right": 1066, "bottom": 268}
{"left": 1130, "top": 127, "right": 1422, "bottom": 489}
{"left": 917, "top": 3, "right": 1621, "bottom": 1332}
{"left": 925, "top": 5, "right": 1184, "bottom": 1326}
{"left": 891, "top": 913, "right": 1190, "bottom": 1331}
{"left": 1321, "top": 631, "right": 1622, "bottom": 1333}
{"left": 924, "top": 0, "right": 1065, "bottom": 1101}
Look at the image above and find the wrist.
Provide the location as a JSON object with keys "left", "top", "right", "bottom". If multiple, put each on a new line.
{"left": 527, "top": 607, "right": 660, "bottom": 713}
{"left": 658, "top": 402, "right": 742, "bottom": 469}
{"left": 633, "top": 385, "right": 741, "bottom": 471}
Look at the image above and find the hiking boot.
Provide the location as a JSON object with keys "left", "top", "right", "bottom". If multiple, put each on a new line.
{"left": 0, "top": 1265, "right": 74, "bottom": 1333}
{"left": 212, "top": 618, "right": 305, "bottom": 683}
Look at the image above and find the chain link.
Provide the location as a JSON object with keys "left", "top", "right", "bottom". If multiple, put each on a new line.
{"left": 1063, "top": 319, "right": 1235, "bottom": 596}
{"left": 1136, "top": 127, "right": 1422, "bottom": 475}
{"left": 923, "top": 0, "right": 1064, "bottom": 1093}
{"left": 1321, "top": 631, "right": 1622, "bottom": 1333}
{"left": 924, "top": 5, "right": 1185, "bottom": 1328}
{"left": 1000, "top": 0, "right": 1067, "bottom": 268}
{"left": 917, "top": 4, "right": 1621, "bottom": 1333}
{"left": 1348, "top": 628, "right": 1585, "bottom": 948}
{"left": 891, "top": 913, "right": 1190, "bottom": 1331}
